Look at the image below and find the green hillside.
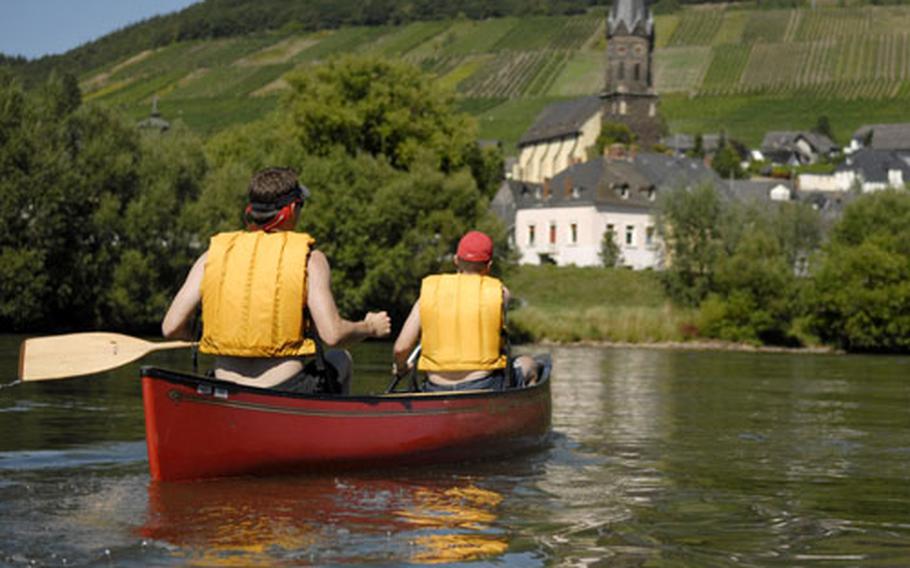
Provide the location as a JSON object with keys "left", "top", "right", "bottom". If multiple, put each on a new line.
{"left": 63, "top": 4, "right": 910, "bottom": 148}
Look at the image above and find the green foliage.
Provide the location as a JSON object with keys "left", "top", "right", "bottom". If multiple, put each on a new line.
{"left": 711, "top": 141, "right": 746, "bottom": 179}
{"left": 657, "top": 184, "right": 726, "bottom": 306}
{"left": 282, "top": 56, "right": 477, "bottom": 172}
{"left": 660, "top": 183, "right": 823, "bottom": 346}
{"left": 593, "top": 122, "right": 637, "bottom": 156}
{"left": 0, "top": 71, "right": 208, "bottom": 331}
{"left": 807, "top": 190, "right": 910, "bottom": 352}
{"left": 599, "top": 227, "right": 622, "bottom": 267}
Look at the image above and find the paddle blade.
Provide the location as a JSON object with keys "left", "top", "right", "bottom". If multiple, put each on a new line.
{"left": 19, "top": 333, "right": 192, "bottom": 382}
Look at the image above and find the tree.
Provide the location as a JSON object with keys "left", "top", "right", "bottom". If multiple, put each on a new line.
{"left": 656, "top": 184, "right": 726, "bottom": 306}
{"left": 593, "top": 122, "right": 637, "bottom": 156}
{"left": 814, "top": 115, "right": 836, "bottom": 144}
{"left": 600, "top": 227, "right": 621, "bottom": 268}
{"left": 807, "top": 190, "right": 910, "bottom": 352}
{"left": 711, "top": 141, "right": 745, "bottom": 180}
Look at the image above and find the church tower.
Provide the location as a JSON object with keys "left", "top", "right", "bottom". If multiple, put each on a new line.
{"left": 602, "top": 0, "right": 661, "bottom": 149}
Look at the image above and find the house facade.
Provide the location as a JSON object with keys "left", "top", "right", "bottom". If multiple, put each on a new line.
{"left": 502, "top": 153, "right": 718, "bottom": 269}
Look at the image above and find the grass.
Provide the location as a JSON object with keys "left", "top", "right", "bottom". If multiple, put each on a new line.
{"left": 503, "top": 265, "right": 695, "bottom": 343}
{"left": 661, "top": 92, "right": 910, "bottom": 146}
{"left": 470, "top": 97, "right": 568, "bottom": 151}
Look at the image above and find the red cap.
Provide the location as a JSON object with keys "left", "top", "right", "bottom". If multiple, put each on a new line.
{"left": 456, "top": 231, "right": 493, "bottom": 263}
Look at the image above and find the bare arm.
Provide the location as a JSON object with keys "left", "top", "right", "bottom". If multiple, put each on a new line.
{"left": 162, "top": 252, "right": 207, "bottom": 340}
{"left": 306, "top": 250, "right": 390, "bottom": 347}
{"left": 393, "top": 301, "right": 421, "bottom": 373}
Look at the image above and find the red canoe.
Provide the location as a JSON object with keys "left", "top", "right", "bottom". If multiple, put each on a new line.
{"left": 140, "top": 356, "right": 552, "bottom": 482}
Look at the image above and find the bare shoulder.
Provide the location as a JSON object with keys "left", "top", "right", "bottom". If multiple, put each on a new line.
{"left": 308, "top": 249, "right": 329, "bottom": 270}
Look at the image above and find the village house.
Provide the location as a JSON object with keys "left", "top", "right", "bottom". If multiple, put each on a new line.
{"left": 848, "top": 123, "right": 910, "bottom": 153}
{"left": 661, "top": 133, "right": 721, "bottom": 157}
{"left": 758, "top": 131, "right": 837, "bottom": 166}
{"left": 499, "top": 151, "right": 717, "bottom": 269}
{"left": 797, "top": 148, "right": 910, "bottom": 193}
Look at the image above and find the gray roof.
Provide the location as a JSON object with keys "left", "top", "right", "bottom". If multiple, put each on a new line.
{"left": 518, "top": 96, "right": 602, "bottom": 147}
{"left": 661, "top": 133, "right": 722, "bottom": 153}
{"left": 724, "top": 179, "right": 794, "bottom": 203}
{"left": 852, "top": 123, "right": 910, "bottom": 151}
{"left": 608, "top": 0, "right": 653, "bottom": 37}
{"left": 511, "top": 153, "right": 718, "bottom": 212}
{"left": 838, "top": 148, "right": 910, "bottom": 183}
{"left": 634, "top": 152, "right": 719, "bottom": 189}
{"left": 761, "top": 131, "right": 835, "bottom": 154}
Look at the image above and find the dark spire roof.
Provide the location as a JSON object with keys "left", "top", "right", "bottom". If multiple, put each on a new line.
{"left": 608, "top": 0, "right": 653, "bottom": 37}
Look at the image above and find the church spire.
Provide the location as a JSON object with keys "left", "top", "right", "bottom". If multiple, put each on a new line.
{"left": 608, "top": 0, "right": 653, "bottom": 37}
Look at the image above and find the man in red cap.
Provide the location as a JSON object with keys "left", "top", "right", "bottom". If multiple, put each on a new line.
{"left": 162, "top": 167, "right": 391, "bottom": 394}
{"left": 393, "top": 230, "right": 537, "bottom": 391}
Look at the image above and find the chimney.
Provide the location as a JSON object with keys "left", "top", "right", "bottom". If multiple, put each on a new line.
{"left": 564, "top": 175, "right": 573, "bottom": 197}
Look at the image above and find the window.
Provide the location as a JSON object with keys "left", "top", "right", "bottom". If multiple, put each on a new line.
{"left": 646, "top": 226, "right": 655, "bottom": 246}
{"left": 619, "top": 101, "right": 627, "bottom": 115}
{"left": 549, "top": 223, "right": 557, "bottom": 245}
{"left": 648, "top": 188, "right": 656, "bottom": 201}
{"left": 634, "top": 63, "right": 640, "bottom": 82}
{"left": 620, "top": 186, "right": 629, "bottom": 199}
{"left": 570, "top": 223, "right": 578, "bottom": 244}
{"left": 625, "top": 225, "right": 635, "bottom": 246}
{"left": 528, "top": 225, "right": 536, "bottom": 247}
{"left": 618, "top": 62, "right": 625, "bottom": 81}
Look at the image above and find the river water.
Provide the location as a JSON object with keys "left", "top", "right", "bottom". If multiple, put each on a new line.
{"left": 1, "top": 336, "right": 908, "bottom": 566}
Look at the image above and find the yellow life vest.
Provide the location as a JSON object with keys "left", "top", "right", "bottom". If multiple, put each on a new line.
{"left": 199, "top": 231, "right": 317, "bottom": 358}
{"left": 417, "top": 273, "right": 507, "bottom": 372}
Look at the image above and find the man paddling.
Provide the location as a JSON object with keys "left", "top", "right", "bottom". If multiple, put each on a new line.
{"left": 162, "top": 167, "right": 391, "bottom": 393}
{"left": 393, "top": 230, "right": 537, "bottom": 391}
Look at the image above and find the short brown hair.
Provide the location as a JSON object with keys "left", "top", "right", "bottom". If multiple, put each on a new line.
{"left": 248, "top": 167, "right": 299, "bottom": 204}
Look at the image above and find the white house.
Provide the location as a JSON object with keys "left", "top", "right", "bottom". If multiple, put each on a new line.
{"left": 500, "top": 153, "right": 718, "bottom": 269}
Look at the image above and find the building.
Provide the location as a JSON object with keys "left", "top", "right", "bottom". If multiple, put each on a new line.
{"left": 512, "top": 96, "right": 603, "bottom": 184}
{"left": 661, "top": 133, "right": 721, "bottom": 157}
{"left": 602, "top": 0, "right": 661, "bottom": 149}
{"left": 796, "top": 148, "right": 910, "bottom": 193}
{"left": 502, "top": 153, "right": 717, "bottom": 269}
{"left": 849, "top": 123, "right": 910, "bottom": 153}
{"left": 759, "top": 131, "right": 836, "bottom": 165}
{"left": 137, "top": 96, "right": 170, "bottom": 132}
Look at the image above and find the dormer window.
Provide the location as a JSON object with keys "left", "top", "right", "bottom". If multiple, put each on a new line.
{"left": 572, "top": 187, "right": 581, "bottom": 199}
{"left": 534, "top": 187, "right": 542, "bottom": 199}
{"left": 620, "top": 186, "right": 629, "bottom": 199}
{"left": 648, "top": 188, "right": 656, "bottom": 202}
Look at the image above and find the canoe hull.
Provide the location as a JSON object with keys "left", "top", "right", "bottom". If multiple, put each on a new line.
{"left": 141, "top": 361, "right": 552, "bottom": 482}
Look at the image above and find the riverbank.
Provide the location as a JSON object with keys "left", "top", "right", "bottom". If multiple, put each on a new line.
{"left": 532, "top": 339, "right": 838, "bottom": 355}
{"left": 505, "top": 265, "right": 831, "bottom": 352}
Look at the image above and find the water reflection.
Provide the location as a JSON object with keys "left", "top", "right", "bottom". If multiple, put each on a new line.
{"left": 140, "top": 474, "right": 508, "bottom": 565}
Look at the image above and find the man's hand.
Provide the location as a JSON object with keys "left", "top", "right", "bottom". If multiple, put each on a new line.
{"left": 364, "top": 311, "right": 391, "bottom": 338}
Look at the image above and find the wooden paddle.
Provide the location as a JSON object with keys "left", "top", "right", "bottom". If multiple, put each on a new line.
{"left": 18, "top": 333, "right": 194, "bottom": 382}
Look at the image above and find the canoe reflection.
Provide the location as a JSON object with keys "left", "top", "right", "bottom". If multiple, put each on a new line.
{"left": 140, "top": 474, "right": 508, "bottom": 565}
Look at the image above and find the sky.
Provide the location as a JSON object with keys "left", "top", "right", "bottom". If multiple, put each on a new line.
{"left": 0, "top": 0, "right": 201, "bottom": 59}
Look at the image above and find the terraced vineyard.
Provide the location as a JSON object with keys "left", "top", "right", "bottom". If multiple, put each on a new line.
{"left": 72, "top": 4, "right": 910, "bottom": 148}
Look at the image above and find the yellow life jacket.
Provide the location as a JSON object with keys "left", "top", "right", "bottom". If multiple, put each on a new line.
{"left": 199, "top": 231, "right": 317, "bottom": 358}
{"left": 417, "top": 273, "right": 507, "bottom": 372}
